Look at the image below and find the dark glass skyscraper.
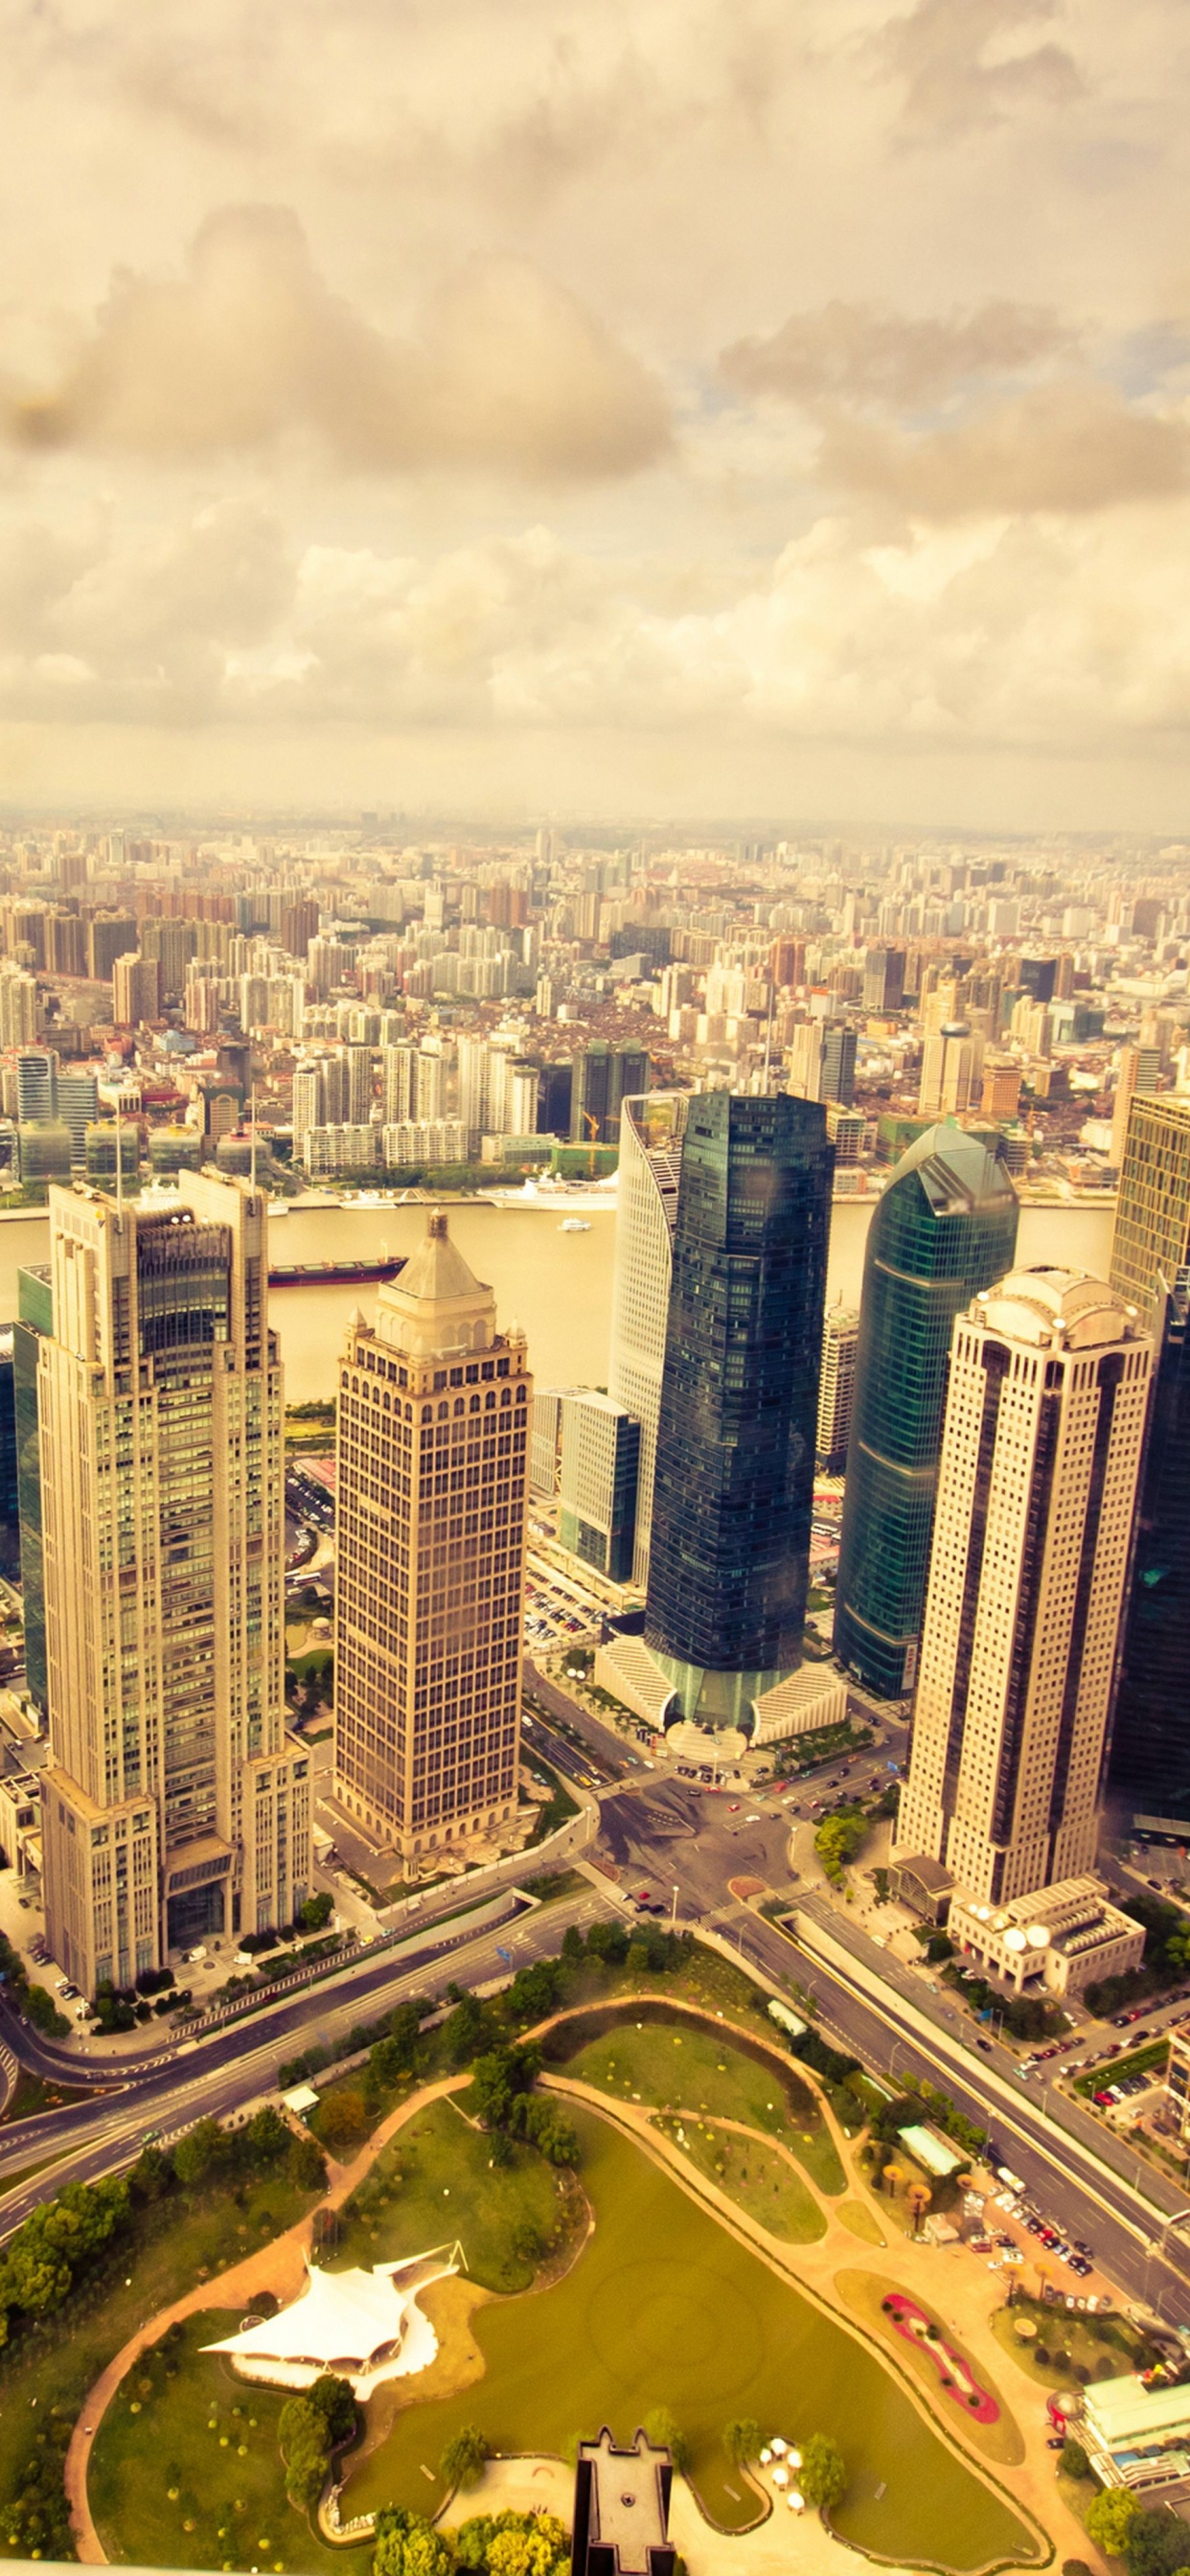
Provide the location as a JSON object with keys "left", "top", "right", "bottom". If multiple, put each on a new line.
{"left": 644, "top": 1092, "right": 833, "bottom": 1725}
{"left": 1108, "top": 1274, "right": 1190, "bottom": 1832}
{"left": 835, "top": 1125, "right": 1018, "bottom": 1699}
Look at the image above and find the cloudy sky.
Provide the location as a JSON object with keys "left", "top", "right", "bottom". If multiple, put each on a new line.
{"left": 1, "top": 0, "right": 1188, "bottom": 825}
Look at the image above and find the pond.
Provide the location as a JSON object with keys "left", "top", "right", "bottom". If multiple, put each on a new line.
{"left": 341, "top": 2106, "right": 1039, "bottom": 2568}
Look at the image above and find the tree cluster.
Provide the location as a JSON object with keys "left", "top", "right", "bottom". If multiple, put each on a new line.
{"left": 374, "top": 2505, "right": 569, "bottom": 2576}
{"left": 469, "top": 2044, "right": 580, "bottom": 2166}
{"left": 1085, "top": 2486, "right": 1190, "bottom": 2576}
{"left": 279, "top": 2372, "right": 357, "bottom": 2513}
{"left": 0, "top": 1929, "right": 68, "bottom": 2038}
{"left": 0, "top": 2175, "right": 129, "bottom": 2342}
{"left": 813, "top": 1809, "right": 866, "bottom": 1884}
{"left": 1086, "top": 1888, "right": 1190, "bottom": 2016}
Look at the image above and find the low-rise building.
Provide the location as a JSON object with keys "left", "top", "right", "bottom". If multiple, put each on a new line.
{"left": 1163, "top": 2019, "right": 1190, "bottom": 2144}
{"left": 1082, "top": 2374, "right": 1190, "bottom": 2495}
{"left": 948, "top": 1876, "right": 1144, "bottom": 1998}
{"left": 571, "top": 2427, "right": 676, "bottom": 2576}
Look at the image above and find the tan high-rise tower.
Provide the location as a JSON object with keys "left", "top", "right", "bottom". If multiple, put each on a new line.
{"left": 41, "top": 1173, "right": 310, "bottom": 1993}
{"left": 333, "top": 1212, "right": 530, "bottom": 1874}
{"left": 895, "top": 1268, "right": 1150, "bottom": 1906}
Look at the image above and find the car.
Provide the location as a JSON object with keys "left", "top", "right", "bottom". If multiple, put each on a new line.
{"left": 728, "top": 1801, "right": 741, "bottom": 1811}
{"left": 55, "top": 1976, "right": 70, "bottom": 1993}
{"left": 60, "top": 1982, "right": 80, "bottom": 2000}
{"left": 976, "top": 2037, "right": 993, "bottom": 2053}
{"left": 1046, "top": 2436, "right": 1065, "bottom": 2451}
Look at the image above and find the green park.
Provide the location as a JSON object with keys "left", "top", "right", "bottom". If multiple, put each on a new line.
{"left": 0, "top": 1922, "right": 1053, "bottom": 2575}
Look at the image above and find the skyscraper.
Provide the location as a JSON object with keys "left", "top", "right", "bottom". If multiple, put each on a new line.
{"left": 1108, "top": 1273, "right": 1190, "bottom": 1833}
{"left": 607, "top": 1093, "right": 685, "bottom": 1586}
{"left": 644, "top": 1092, "right": 832, "bottom": 1726}
{"left": 1110, "top": 1093, "right": 1190, "bottom": 1320}
{"left": 570, "top": 1042, "right": 651, "bottom": 1145}
{"left": 835, "top": 1126, "right": 1018, "bottom": 1697}
{"left": 333, "top": 1212, "right": 530, "bottom": 1875}
{"left": 558, "top": 1392, "right": 640, "bottom": 1584}
{"left": 40, "top": 1174, "right": 309, "bottom": 1991}
{"left": 815, "top": 1303, "right": 859, "bottom": 1471}
{"left": 895, "top": 1269, "right": 1151, "bottom": 1904}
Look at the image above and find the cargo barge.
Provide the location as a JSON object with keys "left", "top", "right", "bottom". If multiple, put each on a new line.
{"left": 268, "top": 1255, "right": 407, "bottom": 1287}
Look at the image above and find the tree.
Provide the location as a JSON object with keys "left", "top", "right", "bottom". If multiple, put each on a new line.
{"left": 800, "top": 2433, "right": 847, "bottom": 2514}
{"left": 1059, "top": 2440, "right": 1090, "bottom": 2481}
{"left": 905, "top": 2182, "right": 932, "bottom": 2236}
{"left": 172, "top": 2118, "right": 229, "bottom": 2186}
{"left": 309, "top": 2373, "right": 357, "bottom": 2448}
{"left": 1124, "top": 2510, "right": 1190, "bottom": 2576}
{"left": 373, "top": 2507, "right": 456, "bottom": 2576}
{"left": 319, "top": 2089, "right": 369, "bottom": 2150}
{"left": 455, "top": 2512, "right": 568, "bottom": 2576}
{"left": 281, "top": 2377, "right": 355, "bottom": 2515}
{"left": 441, "top": 2425, "right": 490, "bottom": 2494}
{"left": 510, "top": 2096, "right": 580, "bottom": 2168}
{"left": 288, "top": 2133, "right": 329, "bottom": 2191}
{"left": 301, "top": 1892, "right": 334, "bottom": 1931}
{"left": 1086, "top": 2488, "right": 1143, "bottom": 2555}
{"left": 644, "top": 2406, "right": 692, "bottom": 2475}
{"left": 723, "top": 2419, "right": 763, "bottom": 2469}
{"left": 243, "top": 2105, "right": 290, "bottom": 2167}
{"left": 470, "top": 2043, "right": 539, "bottom": 2132}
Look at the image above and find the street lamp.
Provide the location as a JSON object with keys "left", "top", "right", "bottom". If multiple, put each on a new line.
{"left": 671, "top": 1884, "right": 679, "bottom": 1932}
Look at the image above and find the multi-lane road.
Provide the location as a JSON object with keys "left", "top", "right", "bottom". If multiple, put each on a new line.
{"left": 0, "top": 1882, "right": 611, "bottom": 2238}
{"left": 7, "top": 1684, "right": 1190, "bottom": 2343}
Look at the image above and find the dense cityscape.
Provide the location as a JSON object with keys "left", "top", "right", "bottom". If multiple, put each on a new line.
{"left": 0, "top": 818, "right": 1186, "bottom": 2576}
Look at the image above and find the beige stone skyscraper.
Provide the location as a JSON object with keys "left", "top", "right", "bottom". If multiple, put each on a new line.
{"left": 41, "top": 1173, "right": 310, "bottom": 1994}
{"left": 895, "top": 1269, "right": 1150, "bottom": 1906}
{"left": 333, "top": 1212, "right": 530, "bottom": 1875}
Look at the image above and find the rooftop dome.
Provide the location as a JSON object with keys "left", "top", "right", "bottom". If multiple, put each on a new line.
{"left": 975, "top": 1265, "right": 1138, "bottom": 1349}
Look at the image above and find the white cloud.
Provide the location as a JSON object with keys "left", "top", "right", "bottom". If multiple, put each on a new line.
{"left": 7, "top": 207, "right": 671, "bottom": 480}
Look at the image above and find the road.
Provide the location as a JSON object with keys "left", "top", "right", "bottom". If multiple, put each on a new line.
{"left": 0, "top": 1883, "right": 612, "bottom": 2232}
{"left": 728, "top": 1906, "right": 1190, "bottom": 2331}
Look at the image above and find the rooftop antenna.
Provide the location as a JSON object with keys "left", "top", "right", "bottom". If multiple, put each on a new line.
{"left": 115, "top": 1093, "right": 124, "bottom": 1220}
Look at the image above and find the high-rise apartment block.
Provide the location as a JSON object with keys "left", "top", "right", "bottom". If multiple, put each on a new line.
{"left": 918, "top": 1022, "right": 984, "bottom": 1116}
{"left": 786, "top": 1019, "right": 857, "bottom": 1106}
{"left": 40, "top": 1175, "right": 310, "bottom": 1991}
{"left": 570, "top": 1043, "right": 651, "bottom": 1146}
{"left": 333, "top": 1213, "right": 530, "bottom": 1875}
{"left": 644, "top": 1092, "right": 832, "bottom": 1724}
{"left": 1110, "top": 1093, "right": 1190, "bottom": 1321}
{"left": 815, "top": 1303, "right": 859, "bottom": 1470}
{"left": 112, "top": 952, "right": 163, "bottom": 1027}
{"left": 895, "top": 1269, "right": 1151, "bottom": 1905}
{"left": 607, "top": 1093, "right": 685, "bottom": 1586}
{"left": 1108, "top": 1273, "right": 1190, "bottom": 1834}
{"left": 835, "top": 1127, "right": 1018, "bottom": 1697}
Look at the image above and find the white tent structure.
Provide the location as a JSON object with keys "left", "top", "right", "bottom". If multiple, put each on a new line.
{"left": 202, "top": 2245, "right": 462, "bottom": 2400}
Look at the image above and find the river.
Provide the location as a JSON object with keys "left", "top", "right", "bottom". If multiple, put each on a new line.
{"left": 0, "top": 1191, "right": 1117, "bottom": 1402}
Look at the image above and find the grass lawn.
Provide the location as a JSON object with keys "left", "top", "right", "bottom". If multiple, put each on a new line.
{"left": 989, "top": 2293, "right": 1153, "bottom": 2392}
{"left": 836, "top": 2271, "right": 1023, "bottom": 2468}
{"left": 341, "top": 2109, "right": 1038, "bottom": 2569}
{"left": 329, "top": 2097, "right": 582, "bottom": 2296}
{"left": 0, "top": 2065, "right": 97, "bottom": 2125}
{"left": 837, "top": 2199, "right": 886, "bottom": 2245}
{"left": 89, "top": 2312, "right": 373, "bottom": 2576}
{"left": 652, "top": 2112, "right": 826, "bottom": 2242}
{"left": 546, "top": 2006, "right": 846, "bottom": 2195}
{"left": 0, "top": 2168, "right": 317, "bottom": 2559}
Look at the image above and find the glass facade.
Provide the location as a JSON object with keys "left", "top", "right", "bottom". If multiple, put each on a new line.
{"left": 14, "top": 1263, "right": 52, "bottom": 1709}
{"left": 644, "top": 1092, "right": 832, "bottom": 1724}
{"left": 1110, "top": 1094, "right": 1190, "bottom": 1322}
{"left": 1108, "top": 1276, "right": 1190, "bottom": 1830}
{"left": 835, "top": 1125, "right": 1018, "bottom": 1699}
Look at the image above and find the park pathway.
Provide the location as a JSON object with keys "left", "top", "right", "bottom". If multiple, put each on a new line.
{"left": 63, "top": 2074, "right": 468, "bottom": 2564}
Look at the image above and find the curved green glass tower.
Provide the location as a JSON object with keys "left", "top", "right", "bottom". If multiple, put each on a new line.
{"left": 835, "top": 1126, "right": 1018, "bottom": 1699}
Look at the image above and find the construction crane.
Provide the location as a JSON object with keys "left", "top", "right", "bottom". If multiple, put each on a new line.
{"left": 584, "top": 1111, "right": 600, "bottom": 1177}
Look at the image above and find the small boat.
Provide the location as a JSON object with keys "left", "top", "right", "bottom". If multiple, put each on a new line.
{"left": 559, "top": 1217, "right": 591, "bottom": 1232}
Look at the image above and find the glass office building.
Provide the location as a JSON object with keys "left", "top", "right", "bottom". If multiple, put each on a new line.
{"left": 644, "top": 1091, "right": 833, "bottom": 1725}
{"left": 1108, "top": 1273, "right": 1190, "bottom": 1834}
{"left": 835, "top": 1125, "right": 1018, "bottom": 1699}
